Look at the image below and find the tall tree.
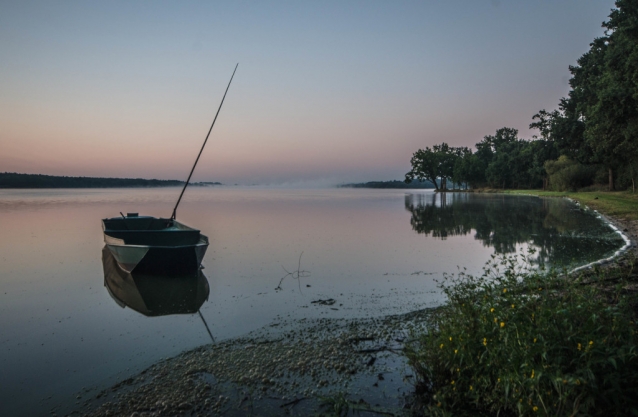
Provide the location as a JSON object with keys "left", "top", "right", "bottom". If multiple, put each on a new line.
{"left": 405, "top": 143, "right": 466, "bottom": 190}
{"left": 534, "top": 0, "right": 638, "bottom": 190}
{"left": 405, "top": 146, "right": 442, "bottom": 191}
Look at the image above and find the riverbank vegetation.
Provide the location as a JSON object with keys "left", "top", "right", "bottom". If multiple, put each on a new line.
{"left": 405, "top": 253, "right": 638, "bottom": 416}
{"left": 506, "top": 190, "right": 638, "bottom": 222}
{"left": 406, "top": 0, "right": 638, "bottom": 193}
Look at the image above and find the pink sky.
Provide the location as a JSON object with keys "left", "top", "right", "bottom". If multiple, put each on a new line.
{"left": 0, "top": 1, "right": 615, "bottom": 185}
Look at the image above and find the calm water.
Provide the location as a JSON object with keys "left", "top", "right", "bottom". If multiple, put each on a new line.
{"left": 0, "top": 188, "right": 625, "bottom": 416}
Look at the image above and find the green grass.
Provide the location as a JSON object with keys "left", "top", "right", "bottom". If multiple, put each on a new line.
{"left": 405, "top": 253, "right": 638, "bottom": 416}
{"left": 505, "top": 190, "right": 638, "bottom": 221}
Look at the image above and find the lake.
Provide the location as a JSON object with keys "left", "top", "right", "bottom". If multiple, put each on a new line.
{"left": 0, "top": 187, "right": 626, "bottom": 416}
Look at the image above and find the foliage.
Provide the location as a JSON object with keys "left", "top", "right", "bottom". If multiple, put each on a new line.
{"left": 319, "top": 392, "right": 352, "bottom": 416}
{"left": 406, "top": 128, "right": 557, "bottom": 191}
{"left": 405, "top": 253, "right": 638, "bottom": 416}
{"left": 544, "top": 156, "right": 597, "bottom": 191}
{"left": 402, "top": 124, "right": 562, "bottom": 192}
{"left": 405, "top": 143, "right": 469, "bottom": 190}
{"left": 532, "top": 0, "right": 638, "bottom": 190}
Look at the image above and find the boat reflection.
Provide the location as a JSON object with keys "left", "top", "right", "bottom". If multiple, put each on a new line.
{"left": 102, "top": 246, "right": 210, "bottom": 317}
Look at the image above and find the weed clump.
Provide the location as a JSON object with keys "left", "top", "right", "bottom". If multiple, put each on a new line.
{"left": 405, "top": 253, "right": 638, "bottom": 416}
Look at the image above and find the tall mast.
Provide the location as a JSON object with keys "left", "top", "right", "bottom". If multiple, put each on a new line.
{"left": 171, "top": 63, "right": 238, "bottom": 220}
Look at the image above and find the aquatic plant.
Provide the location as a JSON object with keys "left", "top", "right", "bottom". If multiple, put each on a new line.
{"left": 405, "top": 252, "right": 638, "bottom": 416}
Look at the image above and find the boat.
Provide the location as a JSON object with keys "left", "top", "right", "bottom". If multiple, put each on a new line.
{"left": 101, "top": 64, "right": 238, "bottom": 276}
{"left": 102, "top": 246, "right": 210, "bottom": 316}
{"left": 102, "top": 213, "right": 209, "bottom": 274}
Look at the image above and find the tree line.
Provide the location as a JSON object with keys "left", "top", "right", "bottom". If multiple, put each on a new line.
{"left": 406, "top": 0, "right": 638, "bottom": 192}
{"left": 0, "top": 173, "right": 185, "bottom": 188}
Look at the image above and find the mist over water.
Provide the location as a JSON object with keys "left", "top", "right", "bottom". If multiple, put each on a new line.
{"left": 0, "top": 187, "right": 624, "bottom": 416}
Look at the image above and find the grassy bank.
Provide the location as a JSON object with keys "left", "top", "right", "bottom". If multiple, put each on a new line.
{"left": 505, "top": 190, "right": 638, "bottom": 222}
{"left": 406, "top": 191, "right": 638, "bottom": 416}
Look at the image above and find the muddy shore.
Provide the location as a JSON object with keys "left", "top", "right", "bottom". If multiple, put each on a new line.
{"left": 70, "top": 200, "right": 638, "bottom": 417}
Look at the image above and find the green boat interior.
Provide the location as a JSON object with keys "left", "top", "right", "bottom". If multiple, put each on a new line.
{"left": 103, "top": 216, "right": 202, "bottom": 246}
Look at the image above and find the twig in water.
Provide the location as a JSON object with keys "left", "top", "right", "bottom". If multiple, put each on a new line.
{"left": 275, "top": 252, "right": 310, "bottom": 294}
{"left": 280, "top": 397, "right": 307, "bottom": 408}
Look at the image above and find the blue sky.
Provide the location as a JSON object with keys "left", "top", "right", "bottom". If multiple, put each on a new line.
{"left": 0, "top": 1, "right": 616, "bottom": 184}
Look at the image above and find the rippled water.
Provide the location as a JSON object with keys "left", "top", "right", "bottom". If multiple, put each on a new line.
{"left": 0, "top": 187, "right": 625, "bottom": 416}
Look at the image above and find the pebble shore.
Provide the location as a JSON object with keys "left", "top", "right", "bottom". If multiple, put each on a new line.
{"left": 76, "top": 310, "right": 432, "bottom": 416}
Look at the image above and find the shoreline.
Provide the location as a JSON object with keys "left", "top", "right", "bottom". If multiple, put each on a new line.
{"left": 72, "top": 193, "right": 638, "bottom": 417}
{"left": 567, "top": 199, "right": 635, "bottom": 273}
{"left": 74, "top": 310, "right": 432, "bottom": 416}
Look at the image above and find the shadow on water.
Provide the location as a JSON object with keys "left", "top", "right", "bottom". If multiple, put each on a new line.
{"left": 404, "top": 192, "right": 625, "bottom": 268}
{"left": 102, "top": 247, "right": 215, "bottom": 341}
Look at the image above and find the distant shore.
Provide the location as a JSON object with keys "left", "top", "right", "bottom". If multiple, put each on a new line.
{"left": 0, "top": 173, "right": 222, "bottom": 189}
{"left": 339, "top": 179, "right": 435, "bottom": 189}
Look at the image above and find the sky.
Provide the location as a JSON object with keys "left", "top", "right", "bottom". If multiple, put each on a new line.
{"left": 0, "top": 0, "right": 617, "bottom": 185}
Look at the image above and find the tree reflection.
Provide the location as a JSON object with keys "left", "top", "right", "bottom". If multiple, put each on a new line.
{"left": 405, "top": 193, "right": 624, "bottom": 267}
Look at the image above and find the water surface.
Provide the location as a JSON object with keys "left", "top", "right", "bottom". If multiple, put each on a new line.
{"left": 0, "top": 188, "right": 624, "bottom": 416}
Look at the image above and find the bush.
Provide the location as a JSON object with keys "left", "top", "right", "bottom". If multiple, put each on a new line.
{"left": 544, "top": 156, "right": 596, "bottom": 191}
{"left": 405, "top": 253, "right": 638, "bottom": 416}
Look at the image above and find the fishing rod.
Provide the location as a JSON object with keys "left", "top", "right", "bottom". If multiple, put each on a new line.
{"left": 171, "top": 63, "right": 239, "bottom": 220}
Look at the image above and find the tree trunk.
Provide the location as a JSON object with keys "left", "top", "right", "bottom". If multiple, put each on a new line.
{"left": 609, "top": 168, "right": 614, "bottom": 191}
{"left": 431, "top": 177, "right": 439, "bottom": 191}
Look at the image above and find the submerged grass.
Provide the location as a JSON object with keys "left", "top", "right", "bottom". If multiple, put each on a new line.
{"left": 405, "top": 252, "right": 638, "bottom": 416}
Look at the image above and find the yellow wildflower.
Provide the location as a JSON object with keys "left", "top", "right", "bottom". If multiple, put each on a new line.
{"left": 577, "top": 343, "right": 582, "bottom": 351}
{"left": 511, "top": 304, "right": 515, "bottom": 308}
{"left": 533, "top": 338, "right": 537, "bottom": 343}
{"left": 440, "top": 343, "right": 444, "bottom": 349}
{"left": 503, "top": 288, "right": 507, "bottom": 293}
{"left": 531, "top": 369, "right": 535, "bottom": 379}
{"left": 449, "top": 337, "right": 452, "bottom": 341}
{"left": 589, "top": 340, "right": 593, "bottom": 346}
{"left": 470, "top": 385, "right": 473, "bottom": 391}
{"left": 500, "top": 322, "right": 505, "bottom": 328}
{"left": 451, "top": 380, "right": 455, "bottom": 385}
{"left": 490, "top": 307, "right": 495, "bottom": 313}
{"left": 454, "top": 349, "right": 458, "bottom": 354}
{"left": 533, "top": 406, "right": 538, "bottom": 412}
{"left": 483, "top": 338, "right": 487, "bottom": 346}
